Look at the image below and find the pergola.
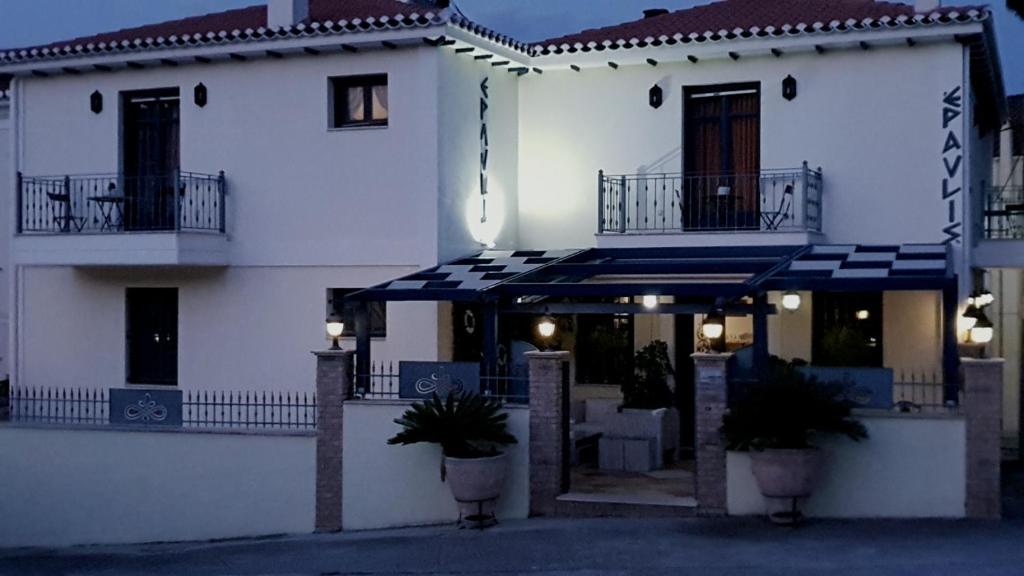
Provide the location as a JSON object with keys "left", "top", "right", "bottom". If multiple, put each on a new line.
{"left": 347, "top": 243, "right": 959, "bottom": 398}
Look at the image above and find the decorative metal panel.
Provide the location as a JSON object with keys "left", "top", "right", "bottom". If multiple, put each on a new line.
{"left": 399, "top": 362, "right": 480, "bottom": 400}
{"left": 109, "top": 388, "right": 183, "bottom": 426}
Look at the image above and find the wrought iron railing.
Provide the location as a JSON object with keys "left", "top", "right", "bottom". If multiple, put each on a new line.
{"left": 984, "top": 185, "right": 1024, "bottom": 239}
{"left": 5, "top": 385, "right": 316, "bottom": 430}
{"left": 17, "top": 171, "right": 226, "bottom": 234}
{"left": 599, "top": 163, "right": 822, "bottom": 234}
{"left": 355, "top": 360, "right": 529, "bottom": 404}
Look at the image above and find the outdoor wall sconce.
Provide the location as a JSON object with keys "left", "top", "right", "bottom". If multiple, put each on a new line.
{"left": 855, "top": 309, "right": 870, "bottom": 321}
{"left": 326, "top": 313, "right": 345, "bottom": 350}
{"left": 781, "top": 291, "right": 801, "bottom": 311}
{"left": 642, "top": 295, "right": 659, "bottom": 310}
{"left": 194, "top": 82, "right": 208, "bottom": 107}
{"left": 649, "top": 84, "right": 663, "bottom": 109}
{"left": 782, "top": 75, "right": 797, "bottom": 101}
{"left": 968, "top": 309, "right": 994, "bottom": 345}
{"left": 701, "top": 309, "right": 725, "bottom": 340}
{"left": 90, "top": 90, "right": 103, "bottom": 114}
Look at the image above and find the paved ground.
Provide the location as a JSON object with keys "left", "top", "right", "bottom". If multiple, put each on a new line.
{"left": 5, "top": 516, "right": 1024, "bottom": 576}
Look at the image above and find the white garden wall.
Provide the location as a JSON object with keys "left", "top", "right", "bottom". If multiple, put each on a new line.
{"left": 342, "top": 401, "right": 529, "bottom": 530}
{"left": 0, "top": 426, "right": 315, "bottom": 547}
{"left": 727, "top": 412, "right": 966, "bottom": 518}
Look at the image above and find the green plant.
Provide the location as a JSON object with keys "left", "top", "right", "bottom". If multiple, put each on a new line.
{"left": 388, "top": 391, "right": 517, "bottom": 480}
{"left": 621, "top": 340, "right": 674, "bottom": 409}
{"left": 721, "top": 361, "right": 867, "bottom": 451}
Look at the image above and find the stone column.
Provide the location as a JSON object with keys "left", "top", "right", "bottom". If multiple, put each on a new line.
{"left": 526, "top": 350, "right": 571, "bottom": 517}
{"left": 693, "top": 352, "right": 731, "bottom": 516}
{"left": 313, "top": 349, "right": 354, "bottom": 532}
{"left": 963, "top": 357, "right": 1004, "bottom": 520}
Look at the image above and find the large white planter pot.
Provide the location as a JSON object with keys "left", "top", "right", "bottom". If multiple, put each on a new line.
{"left": 750, "top": 448, "right": 822, "bottom": 499}
{"left": 443, "top": 453, "right": 508, "bottom": 503}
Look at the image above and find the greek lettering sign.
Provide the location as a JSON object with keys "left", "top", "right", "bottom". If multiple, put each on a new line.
{"left": 109, "top": 388, "right": 183, "bottom": 427}
{"left": 399, "top": 362, "right": 480, "bottom": 399}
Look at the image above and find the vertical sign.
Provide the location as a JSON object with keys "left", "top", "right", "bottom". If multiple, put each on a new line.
{"left": 479, "top": 77, "right": 490, "bottom": 226}
{"left": 941, "top": 85, "right": 963, "bottom": 245}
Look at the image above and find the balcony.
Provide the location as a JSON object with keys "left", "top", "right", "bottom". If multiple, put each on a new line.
{"left": 597, "top": 164, "right": 823, "bottom": 247}
{"left": 14, "top": 171, "right": 229, "bottom": 267}
{"left": 974, "top": 184, "right": 1024, "bottom": 268}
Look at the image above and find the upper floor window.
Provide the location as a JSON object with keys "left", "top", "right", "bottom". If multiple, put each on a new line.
{"left": 330, "top": 74, "right": 388, "bottom": 129}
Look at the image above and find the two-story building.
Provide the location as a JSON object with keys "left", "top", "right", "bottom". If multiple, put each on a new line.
{"left": 0, "top": 0, "right": 1010, "bottom": 426}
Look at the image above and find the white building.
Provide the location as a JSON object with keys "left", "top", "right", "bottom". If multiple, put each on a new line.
{"left": 0, "top": 0, "right": 1010, "bottom": 416}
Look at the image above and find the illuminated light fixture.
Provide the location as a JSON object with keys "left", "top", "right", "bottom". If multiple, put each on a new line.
{"left": 855, "top": 309, "right": 870, "bottom": 321}
{"left": 960, "top": 304, "right": 981, "bottom": 331}
{"left": 968, "top": 310, "right": 994, "bottom": 345}
{"left": 326, "top": 313, "right": 345, "bottom": 350}
{"left": 537, "top": 315, "right": 557, "bottom": 340}
{"left": 976, "top": 290, "right": 995, "bottom": 307}
{"left": 781, "top": 291, "right": 802, "bottom": 311}
{"left": 642, "top": 295, "right": 659, "bottom": 310}
{"left": 701, "top": 309, "right": 725, "bottom": 340}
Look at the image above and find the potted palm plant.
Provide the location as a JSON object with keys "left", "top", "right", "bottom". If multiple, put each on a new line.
{"left": 387, "top": 391, "right": 517, "bottom": 523}
{"left": 721, "top": 361, "right": 867, "bottom": 521}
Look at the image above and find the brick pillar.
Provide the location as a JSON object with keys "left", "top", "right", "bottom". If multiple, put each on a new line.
{"left": 526, "top": 350, "right": 570, "bottom": 517}
{"left": 963, "top": 357, "right": 1004, "bottom": 520}
{"left": 693, "top": 352, "right": 731, "bottom": 516}
{"left": 314, "top": 349, "right": 354, "bottom": 532}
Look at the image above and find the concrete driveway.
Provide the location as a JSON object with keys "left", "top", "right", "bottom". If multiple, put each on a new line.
{"left": 3, "top": 516, "right": 1024, "bottom": 576}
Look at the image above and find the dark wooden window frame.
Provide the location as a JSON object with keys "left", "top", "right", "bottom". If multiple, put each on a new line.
{"left": 682, "top": 82, "right": 761, "bottom": 176}
{"left": 329, "top": 74, "right": 388, "bottom": 129}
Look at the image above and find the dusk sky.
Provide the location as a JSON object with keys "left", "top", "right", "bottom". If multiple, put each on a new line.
{"left": 1, "top": 0, "right": 1021, "bottom": 93}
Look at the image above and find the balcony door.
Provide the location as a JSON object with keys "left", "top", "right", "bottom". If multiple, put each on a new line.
{"left": 123, "top": 89, "right": 180, "bottom": 231}
{"left": 683, "top": 84, "right": 760, "bottom": 230}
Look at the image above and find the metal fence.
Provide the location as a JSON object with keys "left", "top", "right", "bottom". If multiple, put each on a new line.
{"left": 893, "top": 373, "right": 962, "bottom": 414}
{"left": 5, "top": 385, "right": 316, "bottom": 430}
{"left": 17, "top": 171, "right": 226, "bottom": 234}
{"left": 599, "top": 163, "right": 822, "bottom": 234}
{"left": 984, "top": 185, "right": 1024, "bottom": 239}
{"left": 355, "top": 361, "right": 529, "bottom": 405}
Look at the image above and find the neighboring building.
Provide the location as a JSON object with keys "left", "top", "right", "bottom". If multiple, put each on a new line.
{"left": 0, "top": 0, "right": 1007, "bottom": 408}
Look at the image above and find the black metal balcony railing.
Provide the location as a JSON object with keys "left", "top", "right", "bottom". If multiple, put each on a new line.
{"left": 984, "top": 185, "right": 1024, "bottom": 240}
{"left": 17, "top": 171, "right": 226, "bottom": 234}
{"left": 599, "top": 163, "right": 822, "bottom": 234}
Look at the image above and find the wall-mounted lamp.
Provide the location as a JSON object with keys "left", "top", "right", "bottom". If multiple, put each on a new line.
{"left": 326, "top": 313, "right": 345, "bottom": 350}
{"left": 194, "top": 82, "right": 208, "bottom": 107}
{"left": 781, "top": 291, "right": 801, "bottom": 311}
{"left": 782, "top": 75, "right": 797, "bottom": 101}
{"left": 90, "top": 90, "right": 103, "bottom": 114}
{"left": 855, "top": 309, "right": 870, "bottom": 321}
{"left": 649, "top": 84, "right": 664, "bottom": 109}
{"left": 642, "top": 295, "right": 659, "bottom": 310}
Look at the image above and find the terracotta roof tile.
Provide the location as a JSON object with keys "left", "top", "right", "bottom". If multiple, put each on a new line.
{"left": 540, "top": 0, "right": 985, "bottom": 49}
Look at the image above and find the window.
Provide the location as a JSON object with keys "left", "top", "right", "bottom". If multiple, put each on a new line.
{"left": 812, "top": 292, "right": 883, "bottom": 367}
{"left": 126, "top": 288, "right": 178, "bottom": 385}
{"left": 330, "top": 74, "right": 388, "bottom": 128}
{"left": 327, "top": 288, "right": 386, "bottom": 337}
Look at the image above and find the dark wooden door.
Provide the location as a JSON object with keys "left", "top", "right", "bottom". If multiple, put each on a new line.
{"left": 123, "top": 89, "right": 180, "bottom": 230}
{"left": 126, "top": 288, "right": 178, "bottom": 385}
{"left": 683, "top": 85, "right": 760, "bottom": 230}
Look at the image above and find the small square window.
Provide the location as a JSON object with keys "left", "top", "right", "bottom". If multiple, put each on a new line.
{"left": 330, "top": 74, "right": 388, "bottom": 129}
{"left": 327, "top": 288, "right": 386, "bottom": 337}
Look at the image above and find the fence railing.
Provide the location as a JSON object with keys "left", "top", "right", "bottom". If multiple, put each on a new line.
{"left": 17, "top": 171, "right": 226, "bottom": 234}
{"left": 599, "top": 163, "right": 822, "bottom": 234}
{"left": 984, "top": 185, "right": 1024, "bottom": 240}
{"left": 5, "top": 386, "right": 315, "bottom": 431}
{"left": 355, "top": 361, "right": 529, "bottom": 405}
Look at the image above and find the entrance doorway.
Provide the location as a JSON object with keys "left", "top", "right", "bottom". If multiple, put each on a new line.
{"left": 122, "top": 88, "right": 180, "bottom": 231}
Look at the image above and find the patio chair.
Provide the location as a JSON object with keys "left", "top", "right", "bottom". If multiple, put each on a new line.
{"left": 760, "top": 184, "right": 794, "bottom": 231}
{"left": 47, "top": 191, "right": 84, "bottom": 232}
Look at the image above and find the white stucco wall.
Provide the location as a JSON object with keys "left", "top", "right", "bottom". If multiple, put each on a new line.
{"left": 17, "top": 265, "right": 439, "bottom": 391}
{"left": 727, "top": 413, "right": 966, "bottom": 518}
{"left": 518, "top": 43, "right": 966, "bottom": 253}
{"left": 342, "top": 401, "right": 529, "bottom": 531}
{"left": 437, "top": 50, "right": 520, "bottom": 261}
{"left": 0, "top": 426, "right": 315, "bottom": 547}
